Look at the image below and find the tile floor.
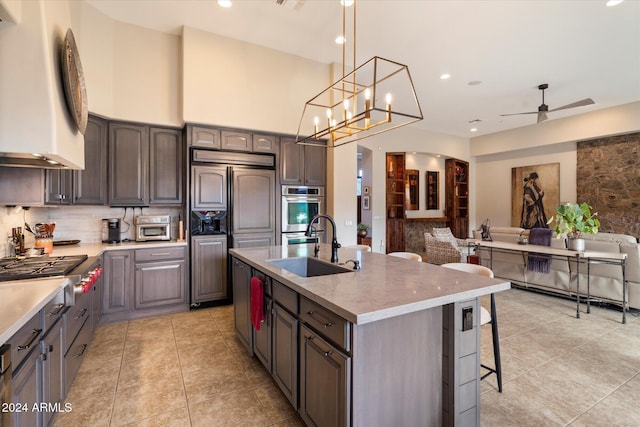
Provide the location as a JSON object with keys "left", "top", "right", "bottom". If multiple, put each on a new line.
{"left": 52, "top": 288, "right": 640, "bottom": 426}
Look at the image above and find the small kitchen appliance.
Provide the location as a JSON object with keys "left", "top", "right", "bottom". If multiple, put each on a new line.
{"left": 135, "top": 215, "right": 171, "bottom": 242}
{"left": 102, "top": 218, "right": 121, "bottom": 243}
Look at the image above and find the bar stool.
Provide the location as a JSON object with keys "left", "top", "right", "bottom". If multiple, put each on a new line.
{"left": 344, "top": 244, "right": 372, "bottom": 252}
{"left": 442, "top": 262, "right": 503, "bottom": 392}
{"left": 388, "top": 252, "right": 423, "bottom": 262}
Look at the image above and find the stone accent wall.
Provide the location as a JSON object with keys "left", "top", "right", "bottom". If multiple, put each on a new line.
{"left": 404, "top": 220, "right": 449, "bottom": 253}
{"left": 577, "top": 132, "right": 640, "bottom": 240}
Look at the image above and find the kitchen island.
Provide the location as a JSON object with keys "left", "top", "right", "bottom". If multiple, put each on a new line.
{"left": 229, "top": 244, "right": 511, "bottom": 427}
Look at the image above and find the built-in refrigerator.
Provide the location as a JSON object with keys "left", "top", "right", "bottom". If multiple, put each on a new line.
{"left": 189, "top": 149, "right": 276, "bottom": 306}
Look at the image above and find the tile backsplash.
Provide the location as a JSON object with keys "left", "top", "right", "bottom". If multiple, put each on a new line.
{"left": 0, "top": 205, "right": 183, "bottom": 256}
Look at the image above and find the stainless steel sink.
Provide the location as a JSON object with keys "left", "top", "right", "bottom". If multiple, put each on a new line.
{"left": 267, "top": 257, "right": 353, "bottom": 277}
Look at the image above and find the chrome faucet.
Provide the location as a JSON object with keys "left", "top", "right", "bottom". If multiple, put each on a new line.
{"left": 305, "top": 214, "right": 341, "bottom": 263}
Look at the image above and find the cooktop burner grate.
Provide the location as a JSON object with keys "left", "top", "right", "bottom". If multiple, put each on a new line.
{"left": 0, "top": 255, "right": 88, "bottom": 282}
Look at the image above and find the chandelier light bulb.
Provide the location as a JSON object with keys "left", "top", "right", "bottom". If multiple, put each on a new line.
{"left": 344, "top": 99, "right": 350, "bottom": 110}
{"left": 313, "top": 116, "right": 320, "bottom": 125}
{"left": 385, "top": 93, "right": 392, "bottom": 105}
{"left": 364, "top": 88, "right": 371, "bottom": 100}
{"left": 326, "top": 108, "right": 332, "bottom": 118}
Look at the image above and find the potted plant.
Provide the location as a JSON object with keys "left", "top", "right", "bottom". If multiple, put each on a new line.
{"left": 357, "top": 223, "right": 369, "bottom": 238}
{"left": 547, "top": 202, "right": 600, "bottom": 251}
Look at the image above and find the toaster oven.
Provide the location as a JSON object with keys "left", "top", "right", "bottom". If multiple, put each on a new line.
{"left": 135, "top": 215, "right": 171, "bottom": 241}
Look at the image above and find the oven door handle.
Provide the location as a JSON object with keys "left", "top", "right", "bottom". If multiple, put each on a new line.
{"left": 284, "top": 196, "right": 322, "bottom": 203}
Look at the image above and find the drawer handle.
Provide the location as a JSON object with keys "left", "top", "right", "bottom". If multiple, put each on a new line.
{"left": 304, "top": 335, "right": 333, "bottom": 357}
{"left": 74, "top": 308, "right": 87, "bottom": 319}
{"left": 73, "top": 344, "right": 88, "bottom": 358}
{"left": 48, "top": 303, "right": 65, "bottom": 316}
{"left": 150, "top": 252, "right": 171, "bottom": 256}
{"left": 17, "top": 328, "right": 42, "bottom": 351}
{"left": 306, "top": 311, "right": 333, "bottom": 328}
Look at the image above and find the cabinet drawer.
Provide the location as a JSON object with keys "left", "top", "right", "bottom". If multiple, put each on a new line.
{"left": 64, "top": 292, "right": 91, "bottom": 353}
{"left": 300, "top": 296, "right": 350, "bottom": 352}
{"left": 6, "top": 313, "right": 42, "bottom": 373}
{"left": 64, "top": 320, "right": 91, "bottom": 396}
{"left": 135, "top": 246, "right": 185, "bottom": 262}
{"left": 273, "top": 280, "right": 297, "bottom": 314}
{"left": 42, "top": 288, "right": 67, "bottom": 333}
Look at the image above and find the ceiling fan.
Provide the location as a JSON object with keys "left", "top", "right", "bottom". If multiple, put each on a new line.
{"left": 501, "top": 84, "right": 595, "bottom": 123}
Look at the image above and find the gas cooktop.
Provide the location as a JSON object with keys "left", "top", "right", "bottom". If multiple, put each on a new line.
{"left": 0, "top": 255, "right": 88, "bottom": 282}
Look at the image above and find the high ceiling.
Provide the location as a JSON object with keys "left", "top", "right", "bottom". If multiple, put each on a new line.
{"left": 87, "top": 0, "right": 640, "bottom": 138}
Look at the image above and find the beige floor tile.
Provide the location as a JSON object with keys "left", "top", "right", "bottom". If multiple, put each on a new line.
{"left": 122, "top": 334, "right": 178, "bottom": 361}
{"left": 118, "top": 350, "right": 182, "bottom": 390}
{"left": 52, "top": 391, "right": 114, "bottom": 427}
{"left": 120, "top": 406, "right": 192, "bottom": 427}
{"left": 177, "top": 335, "right": 236, "bottom": 374}
{"left": 111, "top": 375, "right": 187, "bottom": 426}
{"left": 92, "top": 321, "right": 128, "bottom": 343}
{"left": 182, "top": 361, "right": 252, "bottom": 405}
{"left": 174, "top": 329, "right": 224, "bottom": 350}
{"left": 272, "top": 417, "right": 305, "bottom": 427}
{"left": 571, "top": 374, "right": 640, "bottom": 426}
{"left": 66, "top": 364, "right": 121, "bottom": 400}
{"left": 188, "top": 389, "right": 272, "bottom": 427}
{"left": 79, "top": 338, "right": 124, "bottom": 372}
{"left": 253, "top": 381, "right": 298, "bottom": 424}
{"left": 126, "top": 316, "right": 175, "bottom": 340}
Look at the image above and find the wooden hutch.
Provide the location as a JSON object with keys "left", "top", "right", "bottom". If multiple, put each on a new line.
{"left": 444, "top": 158, "right": 469, "bottom": 238}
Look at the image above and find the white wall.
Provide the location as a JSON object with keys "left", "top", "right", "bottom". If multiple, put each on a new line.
{"left": 182, "top": 26, "right": 329, "bottom": 135}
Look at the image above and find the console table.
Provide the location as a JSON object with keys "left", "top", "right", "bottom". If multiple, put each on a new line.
{"left": 469, "top": 239, "right": 628, "bottom": 323}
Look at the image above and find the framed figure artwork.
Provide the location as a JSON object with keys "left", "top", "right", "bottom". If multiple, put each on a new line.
{"left": 511, "top": 163, "right": 560, "bottom": 229}
{"left": 362, "top": 195, "right": 370, "bottom": 210}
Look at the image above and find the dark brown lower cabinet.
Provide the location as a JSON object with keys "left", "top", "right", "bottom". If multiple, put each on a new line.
{"left": 41, "top": 319, "right": 64, "bottom": 427}
{"left": 11, "top": 348, "right": 40, "bottom": 427}
{"left": 299, "top": 324, "right": 351, "bottom": 427}
{"left": 272, "top": 304, "right": 298, "bottom": 408}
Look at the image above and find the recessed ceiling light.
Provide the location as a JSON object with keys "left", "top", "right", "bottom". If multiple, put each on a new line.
{"left": 470, "top": 128, "right": 478, "bottom": 132}
{"left": 606, "top": 0, "right": 624, "bottom": 6}
{"left": 217, "top": 0, "right": 232, "bottom": 8}
{"left": 436, "top": 154, "right": 441, "bottom": 158}
{"left": 440, "top": 73, "right": 451, "bottom": 80}
{"left": 335, "top": 35, "right": 346, "bottom": 44}
{"left": 468, "top": 80, "right": 482, "bottom": 86}
{"left": 341, "top": 0, "right": 354, "bottom": 6}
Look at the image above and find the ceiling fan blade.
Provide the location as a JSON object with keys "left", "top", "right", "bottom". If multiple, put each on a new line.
{"left": 537, "top": 111, "right": 548, "bottom": 123}
{"left": 548, "top": 98, "right": 595, "bottom": 112}
{"left": 500, "top": 111, "right": 539, "bottom": 117}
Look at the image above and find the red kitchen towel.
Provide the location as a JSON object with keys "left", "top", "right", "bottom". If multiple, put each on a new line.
{"left": 250, "top": 277, "right": 264, "bottom": 331}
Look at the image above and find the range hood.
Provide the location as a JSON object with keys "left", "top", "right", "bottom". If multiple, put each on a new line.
{"left": 0, "top": 0, "right": 85, "bottom": 170}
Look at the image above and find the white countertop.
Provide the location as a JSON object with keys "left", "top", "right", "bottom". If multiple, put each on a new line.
{"left": 0, "top": 240, "right": 187, "bottom": 344}
{"left": 229, "top": 244, "right": 511, "bottom": 325}
{"left": 0, "top": 277, "right": 70, "bottom": 344}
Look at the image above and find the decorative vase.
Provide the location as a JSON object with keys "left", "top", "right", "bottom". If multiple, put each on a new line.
{"left": 358, "top": 229, "right": 368, "bottom": 238}
{"left": 567, "top": 237, "right": 585, "bottom": 252}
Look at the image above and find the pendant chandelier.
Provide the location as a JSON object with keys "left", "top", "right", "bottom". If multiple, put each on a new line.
{"left": 295, "top": 0, "right": 423, "bottom": 148}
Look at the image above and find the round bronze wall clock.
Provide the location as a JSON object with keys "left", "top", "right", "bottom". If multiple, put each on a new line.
{"left": 60, "top": 28, "right": 88, "bottom": 135}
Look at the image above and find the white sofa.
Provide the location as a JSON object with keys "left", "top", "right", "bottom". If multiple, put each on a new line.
{"left": 472, "top": 226, "right": 640, "bottom": 310}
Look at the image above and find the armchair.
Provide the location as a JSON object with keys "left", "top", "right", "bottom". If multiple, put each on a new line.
{"left": 424, "top": 228, "right": 474, "bottom": 265}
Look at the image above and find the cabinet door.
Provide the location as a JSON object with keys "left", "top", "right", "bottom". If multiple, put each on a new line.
{"left": 221, "top": 130, "right": 251, "bottom": 152}
{"left": 253, "top": 296, "right": 272, "bottom": 373}
{"left": 135, "top": 259, "right": 186, "bottom": 309}
{"left": 149, "top": 127, "right": 183, "bottom": 205}
{"left": 189, "top": 125, "right": 221, "bottom": 148}
{"left": 45, "top": 169, "right": 73, "bottom": 205}
{"left": 103, "top": 250, "right": 133, "bottom": 314}
{"left": 191, "top": 236, "right": 228, "bottom": 304}
{"left": 191, "top": 165, "right": 227, "bottom": 210}
{"left": 231, "top": 233, "right": 276, "bottom": 249}
{"left": 109, "top": 123, "right": 149, "bottom": 206}
{"left": 231, "top": 169, "right": 275, "bottom": 235}
{"left": 272, "top": 304, "right": 298, "bottom": 408}
{"left": 74, "top": 115, "right": 108, "bottom": 205}
{"left": 280, "top": 137, "right": 304, "bottom": 185}
{"left": 299, "top": 323, "right": 350, "bottom": 427}
{"left": 232, "top": 257, "right": 253, "bottom": 353}
{"left": 91, "top": 274, "right": 104, "bottom": 333}
{"left": 304, "top": 144, "right": 327, "bottom": 186}
{"left": 252, "top": 134, "right": 278, "bottom": 154}
{"left": 41, "top": 319, "right": 64, "bottom": 427}
{"left": 11, "top": 348, "right": 40, "bottom": 427}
